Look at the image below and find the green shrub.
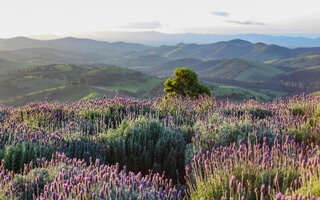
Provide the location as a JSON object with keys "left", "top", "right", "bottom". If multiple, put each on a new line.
{"left": 14, "top": 168, "right": 51, "bottom": 199}
{"left": 190, "top": 166, "right": 299, "bottom": 200}
{"left": 223, "top": 108, "right": 245, "bottom": 117}
{"left": 0, "top": 109, "right": 9, "bottom": 122}
{"left": 291, "top": 104, "right": 313, "bottom": 116}
{"left": 223, "top": 107, "right": 272, "bottom": 119}
{"left": 298, "top": 179, "right": 320, "bottom": 196}
{"left": 0, "top": 143, "right": 54, "bottom": 173}
{"left": 191, "top": 120, "right": 275, "bottom": 152}
{"left": 288, "top": 126, "right": 320, "bottom": 145}
{"left": 12, "top": 165, "right": 65, "bottom": 200}
{"left": 248, "top": 108, "right": 273, "bottom": 119}
{"left": 97, "top": 117, "right": 187, "bottom": 182}
{"left": 306, "top": 117, "right": 318, "bottom": 127}
{"left": 288, "top": 129, "right": 306, "bottom": 143}
{"left": 315, "top": 106, "right": 320, "bottom": 117}
{"left": 82, "top": 109, "right": 101, "bottom": 120}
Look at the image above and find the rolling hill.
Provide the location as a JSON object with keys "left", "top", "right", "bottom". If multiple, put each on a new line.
{"left": 0, "top": 61, "right": 292, "bottom": 105}
{"left": 275, "top": 66, "right": 320, "bottom": 93}
{"left": 266, "top": 54, "right": 320, "bottom": 69}
{"left": 148, "top": 58, "right": 286, "bottom": 82}
{"left": 0, "top": 37, "right": 150, "bottom": 53}
{"left": 75, "top": 31, "right": 320, "bottom": 47}
{"left": 0, "top": 58, "right": 22, "bottom": 72}
{"left": 0, "top": 64, "right": 162, "bottom": 106}
{"left": 112, "top": 55, "right": 171, "bottom": 68}
{"left": 0, "top": 36, "right": 320, "bottom": 103}
{"left": 137, "top": 39, "right": 320, "bottom": 62}
{"left": 138, "top": 39, "right": 296, "bottom": 61}
{"left": 0, "top": 37, "right": 151, "bottom": 72}
{"left": 1, "top": 37, "right": 320, "bottom": 73}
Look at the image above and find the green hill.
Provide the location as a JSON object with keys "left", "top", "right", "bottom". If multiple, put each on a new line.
{"left": 140, "top": 39, "right": 304, "bottom": 61}
{"left": 0, "top": 37, "right": 150, "bottom": 53}
{"left": 277, "top": 66, "right": 320, "bottom": 82}
{"left": 266, "top": 54, "right": 320, "bottom": 69}
{"left": 0, "top": 37, "right": 151, "bottom": 72}
{"left": 149, "top": 58, "right": 285, "bottom": 82}
{"left": 0, "top": 64, "right": 162, "bottom": 106}
{"left": 113, "top": 55, "right": 171, "bottom": 68}
{"left": 0, "top": 58, "right": 22, "bottom": 72}
{"left": 275, "top": 66, "right": 320, "bottom": 94}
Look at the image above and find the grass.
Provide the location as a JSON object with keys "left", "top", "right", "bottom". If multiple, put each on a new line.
{"left": 15, "top": 78, "right": 67, "bottom": 92}
{"left": 164, "top": 47, "right": 182, "bottom": 57}
{"left": 305, "top": 66, "right": 320, "bottom": 70}
{"left": 99, "top": 77, "right": 161, "bottom": 93}
{"left": 0, "top": 86, "right": 92, "bottom": 107}
{"left": 234, "top": 60, "right": 284, "bottom": 82}
{"left": 205, "top": 82, "right": 271, "bottom": 101}
{"left": 0, "top": 64, "right": 164, "bottom": 106}
{"left": 81, "top": 92, "right": 105, "bottom": 101}
{"left": 264, "top": 54, "right": 320, "bottom": 69}
{"left": 257, "top": 89, "right": 287, "bottom": 97}
{"left": 55, "top": 64, "right": 73, "bottom": 71}
{"left": 313, "top": 91, "right": 320, "bottom": 95}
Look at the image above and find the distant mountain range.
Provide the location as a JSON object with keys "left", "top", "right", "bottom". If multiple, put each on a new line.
{"left": 1, "top": 37, "right": 320, "bottom": 68}
{"left": 0, "top": 36, "right": 149, "bottom": 52}
{"left": 73, "top": 31, "right": 320, "bottom": 48}
{"left": 0, "top": 36, "right": 320, "bottom": 105}
{"left": 134, "top": 39, "right": 320, "bottom": 62}
{"left": 0, "top": 37, "right": 150, "bottom": 72}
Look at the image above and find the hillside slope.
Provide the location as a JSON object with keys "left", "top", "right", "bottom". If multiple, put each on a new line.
{"left": 266, "top": 55, "right": 320, "bottom": 69}
{"left": 0, "top": 64, "right": 162, "bottom": 106}
{"left": 0, "top": 37, "right": 153, "bottom": 72}
{"left": 275, "top": 66, "right": 320, "bottom": 93}
{"left": 149, "top": 58, "right": 285, "bottom": 82}
{"left": 0, "top": 37, "right": 150, "bottom": 52}
{"left": 139, "top": 39, "right": 320, "bottom": 61}
{"left": 140, "top": 39, "right": 301, "bottom": 61}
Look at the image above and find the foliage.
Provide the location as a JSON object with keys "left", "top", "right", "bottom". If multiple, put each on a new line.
{"left": 186, "top": 138, "right": 317, "bottom": 200}
{"left": 97, "top": 117, "right": 186, "bottom": 181}
{"left": 0, "top": 153, "right": 181, "bottom": 200}
{"left": 0, "top": 95, "right": 319, "bottom": 199}
{"left": 163, "top": 68, "right": 211, "bottom": 98}
{"left": 290, "top": 104, "right": 313, "bottom": 116}
{"left": 316, "top": 106, "right": 320, "bottom": 117}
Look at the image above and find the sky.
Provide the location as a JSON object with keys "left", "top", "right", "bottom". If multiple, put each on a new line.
{"left": 0, "top": 0, "right": 319, "bottom": 38}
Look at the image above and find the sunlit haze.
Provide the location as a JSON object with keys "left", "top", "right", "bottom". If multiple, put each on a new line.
{"left": 0, "top": 0, "right": 319, "bottom": 38}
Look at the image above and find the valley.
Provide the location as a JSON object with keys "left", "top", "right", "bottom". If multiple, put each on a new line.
{"left": 0, "top": 37, "right": 320, "bottom": 106}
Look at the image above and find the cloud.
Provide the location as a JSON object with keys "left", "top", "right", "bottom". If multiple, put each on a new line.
{"left": 212, "top": 11, "right": 230, "bottom": 17}
{"left": 225, "top": 20, "right": 266, "bottom": 25}
{"left": 121, "top": 21, "right": 162, "bottom": 29}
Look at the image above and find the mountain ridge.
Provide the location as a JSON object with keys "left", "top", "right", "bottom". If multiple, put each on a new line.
{"left": 73, "top": 31, "right": 320, "bottom": 47}
{"left": 139, "top": 39, "right": 308, "bottom": 61}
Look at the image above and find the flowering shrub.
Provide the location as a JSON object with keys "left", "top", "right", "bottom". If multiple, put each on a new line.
{"left": 0, "top": 94, "right": 319, "bottom": 199}
{"left": 0, "top": 153, "right": 181, "bottom": 200}
{"left": 186, "top": 136, "right": 320, "bottom": 199}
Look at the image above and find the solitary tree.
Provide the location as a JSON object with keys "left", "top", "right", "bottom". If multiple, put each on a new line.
{"left": 163, "top": 67, "right": 211, "bottom": 98}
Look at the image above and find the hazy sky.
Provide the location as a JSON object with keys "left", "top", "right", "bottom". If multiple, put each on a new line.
{"left": 0, "top": 0, "right": 319, "bottom": 37}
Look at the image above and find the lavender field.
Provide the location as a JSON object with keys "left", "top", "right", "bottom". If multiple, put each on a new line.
{"left": 0, "top": 95, "right": 320, "bottom": 199}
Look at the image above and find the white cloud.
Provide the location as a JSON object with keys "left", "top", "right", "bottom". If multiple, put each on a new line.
{"left": 0, "top": 0, "right": 319, "bottom": 37}
{"left": 212, "top": 11, "right": 230, "bottom": 17}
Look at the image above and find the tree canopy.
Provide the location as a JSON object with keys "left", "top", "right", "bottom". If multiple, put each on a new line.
{"left": 163, "top": 67, "right": 211, "bottom": 98}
